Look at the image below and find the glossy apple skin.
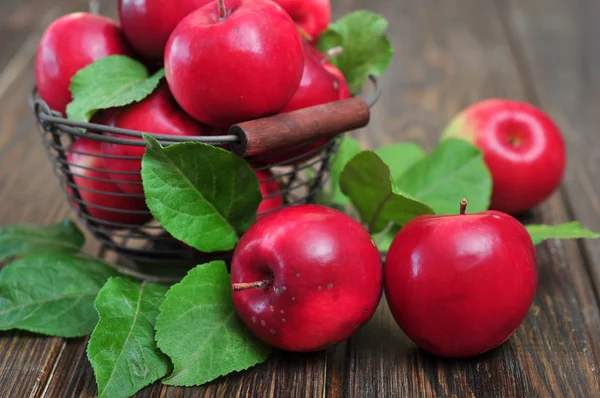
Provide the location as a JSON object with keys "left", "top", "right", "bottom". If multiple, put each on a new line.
{"left": 273, "top": 0, "right": 331, "bottom": 40}
{"left": 260, "top": 41, "right": 350, "bottom": 165}
{"left": 164, "top": 0, "right": 304, "bottom": 127}
{"left": 231, "top": 205, "right": 383, "bottom": 352}
{"left": 118, "top": 0, "right": 212, "bottom": 61}
{"left": 35, "top": 13, "right": 132, "bottom": 114}
{"left": 101, "top": 84, "right": 209, "bottom": 195}
{"left": 384, "top": 210, "right": 538, "bottom": 358}
{"left": 67, "top": 138, "right": 151, "bottom": 228}
{"left": 442, "top": 99, "right": 566, "bottom": 214}
{"left": 255, "top": 169, "right": 284, "bottom": 215}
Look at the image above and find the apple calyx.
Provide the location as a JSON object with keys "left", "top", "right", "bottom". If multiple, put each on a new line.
{"left": 460, "top": 198, "right": 469, "bottom": 215}
{"left": 324, "top": 46, "right": 344, "bottom": 60}
{"left": 232, "top": 279, "right": 273, "bottom": 292}
{"left": 218, "top": 0, "right": 227, "bottom": 21}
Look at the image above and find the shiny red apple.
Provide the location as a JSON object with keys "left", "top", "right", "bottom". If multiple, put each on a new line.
{"left": 273, "top": 0, "right": 331, "bottom": 41}
{"left": 118, "top": 0, "right": 212, "bottom": 61}
{"left": 67, "top": 138, "right": 151, "bottom": 228}
{"left": 258, "top": 41, "right": 349, "bottom": 165}
{"left": 35, "top": 12, "right": 132, "bottom": 114}
{"left": 442, "top": 99, "right": 566, "bottom": 214}
{"left": 384, "top": 200, "right": 538, "bottom": 358}
{"left": 101, "top": 84, "right": 209, "bottom": 195}
{"left": 255, "top": 169, "right": 284, "bottom": 215}
{"left": 164, "top": 0, "right": 304, "bottom": 127}
{"left": 231, "top": 204, "right": 383, "bottom": 352}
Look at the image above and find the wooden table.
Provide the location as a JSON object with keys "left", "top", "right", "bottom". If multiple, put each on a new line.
{"left": 2, "top": 0, "right": 600, "bottom": 396}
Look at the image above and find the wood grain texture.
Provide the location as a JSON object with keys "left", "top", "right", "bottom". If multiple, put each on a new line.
{"left": 324, "top": 0, "right": 600, "bottom": 397}
{"left": 498, "top": 0, "right": 600, "bottom": 310}
{"left": 2, "top": 0, "right": 600, "bottom": 397}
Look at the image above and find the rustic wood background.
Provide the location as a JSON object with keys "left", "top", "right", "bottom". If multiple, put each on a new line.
{"left": 1, "top": 0, "right": 600, "bottom": 396}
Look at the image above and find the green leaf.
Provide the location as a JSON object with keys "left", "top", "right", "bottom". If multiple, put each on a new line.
{"left": 330, "top": 136, "right": 362, "bottom": 206}
{"left": 66, "top": 55, "right": 165, "bottom": 122}
{"left": 88, "top": 278, "right": 170, "bottom": 398}
{"left": 375, "top": 143, "right": 426, "bottom": 184}
{"left": 396, "top": 139, "right": 493, "bottom": 215}
{"left": 340, "top": 151, "right": 434, "bottom": 233}
{"left": 317, "top": 11, "right": 393, "bottom": 94}
{"left": 526, "top": 222, "right": 600, "bottom": 245}
{"left": 0, "top": 219, "right": 84, "bottom": 262}
{"left": 0, "top": 254, "right": 118, "bottom": 337}
{"left": 156, "top": 262, "right": 271, "bottom": 387}
{"left": 141, "top": 135, "right": 262, "bottom": 253}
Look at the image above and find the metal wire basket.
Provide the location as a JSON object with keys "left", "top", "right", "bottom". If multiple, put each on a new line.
{"left": 29, "top": 77, "right": 380, "bottom": 268}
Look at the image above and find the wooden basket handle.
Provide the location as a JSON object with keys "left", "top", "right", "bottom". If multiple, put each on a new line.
{"left": 228, "top": 96, "right": 370, "bottom": 157}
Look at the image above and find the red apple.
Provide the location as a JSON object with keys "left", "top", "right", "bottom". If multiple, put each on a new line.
{"left": 118, "top": 0, "right": 212, "bottom": 61}
{"left": 258, "top": 41, "right": 350, "bottom": 165}
{"left": 231, "top": 204, "right": 383, "bottom": 352}
{"left": 256, "top": 169, "right": 284, "bottom": 215}
{"left": 101, "top": 84, "right": 209, "bottom": 195}
{"left": 164, "top": 0, "right": 304, "bottom": 127}
{"left": 273, "top": 0, "right": 331, "bottom": 41}
{"left": 67, "top": 138, "right": 151, "bottom": 228}
{"left": 384, "top": 200, "right": 538, "bottom": 358}
{"left": 35, "top": 13, "right": 132, "bottom": 114}
{"left": 442, "top": 99, "right": 566, "bottom": 214}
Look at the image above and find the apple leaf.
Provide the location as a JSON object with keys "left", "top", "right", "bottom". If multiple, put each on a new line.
{"left": 340, "top": 151, "right": 434, "bottom": 233}
{"left": 88, "top": 277, "right": 170, "bottom": 398}
{"left": 0, "top": 254, "right": 119, "bottom": 337}
{"left": 141, "top": 135, "right": 262, "bottom": 253}
{"left": 155, "top": 262, "right": 271, "bottom": 387}
{"left": 375, "top": 143, "right": 426, "bottom": 184}
{"left": 66, "top": 55, "right": 165, "bottom": 122}
{"left": 396, "top": 139, "right": 493, "bottom": 215}
{"left": 526, "top": 222, "right": 600, "bottom": 245}
{"left": 330, "top": 136, "right": 362, "bottom": 206}
{"left": 0, "top": 219, "right": 84, "bottom": 262}
{"left": 317, "top": 11, "right": 393, "bottom": 94}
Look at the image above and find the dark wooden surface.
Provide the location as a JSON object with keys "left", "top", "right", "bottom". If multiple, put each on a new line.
{"left": 1, "top": 0, "right": 600, "bottom": 396}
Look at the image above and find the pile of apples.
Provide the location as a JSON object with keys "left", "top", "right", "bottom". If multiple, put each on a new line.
{"left": 35, "top": 0, "right": 346, "bottom": 227}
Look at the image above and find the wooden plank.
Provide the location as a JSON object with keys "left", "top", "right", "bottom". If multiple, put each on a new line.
{"left": 0, "top": 1, "right": 105, "bottom": 397}
{"left": 498, "top": 0, "right": 600, "bottom": 306}
{"left": 324, "top": 0, "right": 600, "bottom": 397}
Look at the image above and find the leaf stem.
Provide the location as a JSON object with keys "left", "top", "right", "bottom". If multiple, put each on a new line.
{"left": 325, "top": 46, "right": 344, "bottom": 60}
{"left": 232, "top": 280, "right": 273, "bottom": 292}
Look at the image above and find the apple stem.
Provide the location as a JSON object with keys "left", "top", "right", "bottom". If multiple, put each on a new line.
{"left": 232, "top": 280, "right": 273, "bottom": 292}
{"left": 325, "top": 46, "right": 344, "bottom": 60}
{"left": 460, "top": 198, "right": 468, "bottom": 215}
{"left": 218, "top": 0, "right": 227, "bottom": 21}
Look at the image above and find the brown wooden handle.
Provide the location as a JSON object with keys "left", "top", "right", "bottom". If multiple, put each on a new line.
{"left": 228, "top": 96, "right": 370, "bottom": 157}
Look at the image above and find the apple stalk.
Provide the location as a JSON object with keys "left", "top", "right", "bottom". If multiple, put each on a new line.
{"left": 232, "top": 279, "right": 273, "bottom": 292}
{"left": 460, "top": 198, "right": 468, "bottom": 215}
{"left": 218, "top": 0, "right": 227, "bottom": 21}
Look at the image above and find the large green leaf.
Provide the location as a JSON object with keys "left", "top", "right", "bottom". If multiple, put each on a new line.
{"left": 396, "top": 139, "right": 493, "bottom": 215}
{"left": 88, "top": 278, "right": 170, "bottom": 398}
{"left": 317, "top": 11, "right": 393, "bottom": 94}
{"left": 0, "top": 219, "right": 84, "bottom": 262}
{"left": 340, "top": 151, "right": 434, "bottom": 233}
{"left": 67, "top": 55, "right": 164, "bottom": 121}
{"left": 375, "top": 143, "right": 426, "bottom": 184}
{"left": 155, "top": 262, "right": 271, "bottom": 387}
{"left": 0, "top": 254, "right": 118, "bottom": 337}
{"left": 141, "top": 135, "right": 262, "bottom": 252}
{"left": 526, "top": 222, "right": 600, "bottom": 245}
